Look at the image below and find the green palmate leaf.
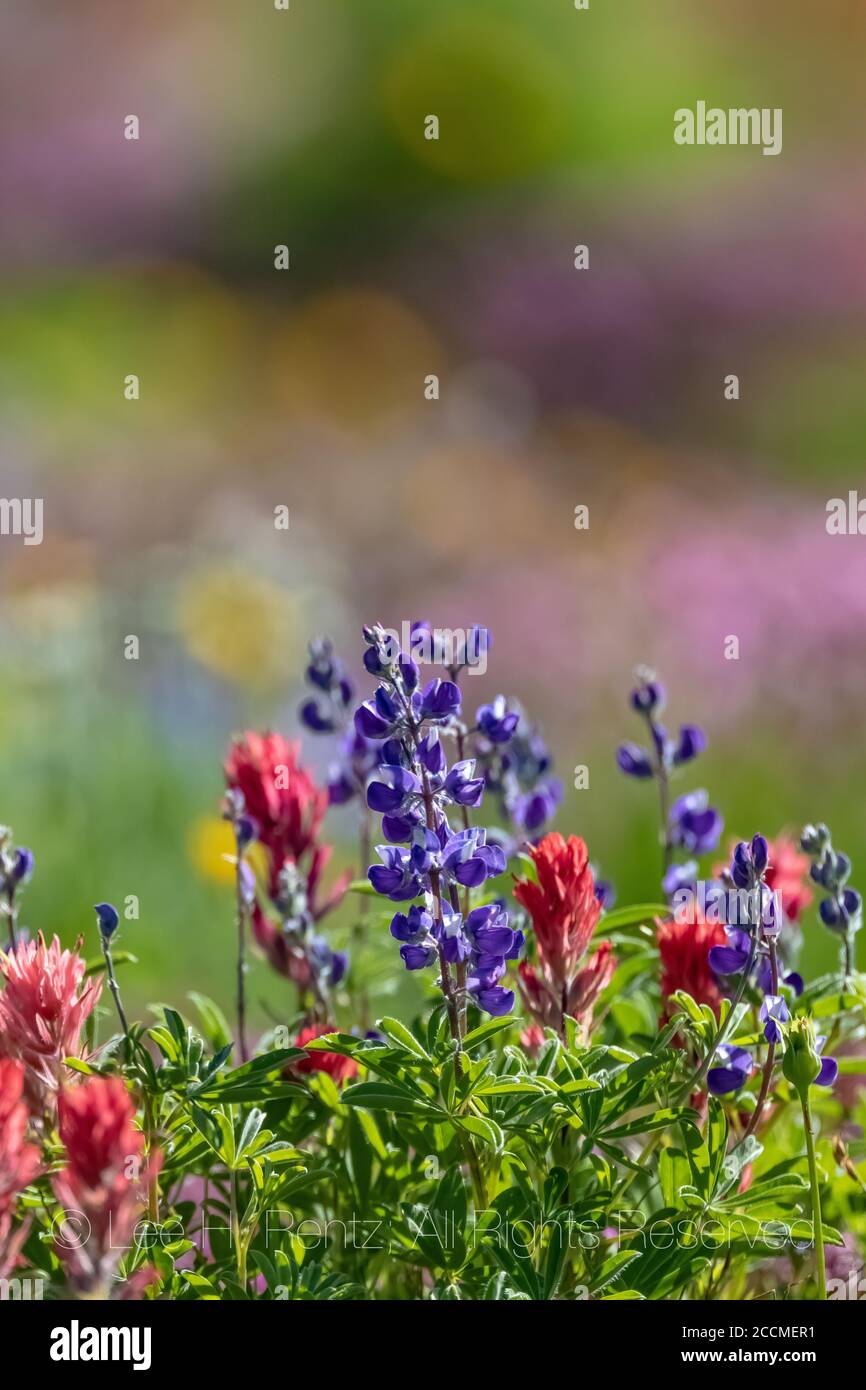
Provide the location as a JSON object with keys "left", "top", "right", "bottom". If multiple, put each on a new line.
{"left": 456, "top": 1113, "right": 504, "bottom": 1150}
{"left": 178, "top": 1271, "right": 220, "bottom": 1299}
{"left": 659, "top": 1147, "right": 696, "bottom": 1209}
{"left": 341, "top": 1081, "right": 442, "bottom": 1117}
{"left": 378, "top": 1016, "right": 431, "bottom": 1061}
{"left": 236, "top": 1108, "right": 266, "bottom": 1160}
{"left": 559, "top": 1077, "right": 602, "bottom": 1095}
{"left": 602, "top": 1107, "right": 699, "bottom": 1141}
{"left": 462, "top": 1017, "right": 515, "bottom": 1051}
{"left": 355, "top": 1107, "right": 388, "bottom": 1160}
{"left": 475, "top": 1079, "right": 546, "bottom": 1096}
{"left": 189, "top": 1047, "right": 304, "bottom": 1098}
{"left": 718, "top": 1136, "right": 763, "bottom": 1195}
{"left": 346, "top": 879, "right": 381, "bottom": 896}
{"left": 187, "top": 992, "right": 233, "bottom": 1051}
{"left": 303, "top": 1031, "right": 361, "bottom": 1058}
{"left": 590, "top": 1250, "right": 642, "bottom": 1295}
{"left": 705, "top": 1098, "right": 728, "bottom": 1196}
{"left": 541, "top": 1220, "right": 568, "bottom": 1300}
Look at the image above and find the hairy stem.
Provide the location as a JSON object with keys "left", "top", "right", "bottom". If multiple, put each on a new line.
{"left": 801, "top": 1093, "right": 827, "bottom": 1300}
{"left": 740, "top": 939, "right": 779, "bottom": 1144}
{"left": 102, "top": 938, "right": 130, "bottom": 1038}
{"left": 235, "top": 847, "right": 248, "bottom": 1064}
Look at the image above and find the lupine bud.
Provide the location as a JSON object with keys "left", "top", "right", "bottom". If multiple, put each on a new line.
{"left": 10, "top": 849, "right": 34, "bottom": 885}
{"left": 94, "top": 902, "right": 120, "bottom": 938}
{"left": 616, "top": 743, "right": 653, "bottom": 778}
{"left": 751, "top": 834, "right": 769, "bottom": 875}
{"left": 630, "top": 680, "right": 666, "bottom": 715}
{"left": 672, "top": 724, "right": 707, "bottom": 765}
{"left": 782, "top": 1017, "right": 823, "bottom": 1095}
{"left": 235, "top": 814, "right": 258, "bottom": 848}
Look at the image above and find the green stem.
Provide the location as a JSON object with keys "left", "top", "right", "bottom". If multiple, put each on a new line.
{"left": 234, "top": 846, "right": 249, "bottom": 1064}
{"left": 144, "top": 1091, "right": 161, "bottom": 1225}
{"left": 739, "top": 938, "right": 779, "bottom": 1144}
{"left": 687, "top": 934, "right": 757, "bottom": 1095}
{"left": 230, "top": 1168, "right": 247, "bottom": 1291}
{"left": 102, "top": 938, "right": 130, "bottom": 1037}
{"left": 801, "top": 1092, "right": 826, "bottom": 1301}
{"left": 6, "top": 885, "right": 17, "bottom": 950}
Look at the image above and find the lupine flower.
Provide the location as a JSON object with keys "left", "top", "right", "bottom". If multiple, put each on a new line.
{"left": 708, "top": 1044, "right": 754, "bottom": 1096}
{"left": 299, "top": 637, "right": 384, "bottom": 806}
{"left": 358, "top": 624, "right": 518, "bottom": 1015}
{"left": 593, "top": 875, "right": 617, "bottom": 910}
{"left": 801, "top": 824, "right": 863, "bottom": 957}
{"left": 657, "top": 911, "right": 726, "bottom": 1018}
{"left": 0, "top": 828, "right": 35, "bottom": 949}
{"left": 224, "top": 733, "right": 328, "bottom": 897}
{"left": 514, "top": 834, "right": 616, "bottom": 1038}
{"left": 616, "top": 672, "right": 709, "bottom": 779}
{"left": 755, "top": 959, "right": 803, "bottom": 998}
{"left": 52, "top": 1076, "right": 159, "bottom": 1296}
{"left": 662, "top": 860, "right": 699, "bottom": 897}
{"left": 759, "top": 994, "right": 790, "bottom": 1044}
{"left": 299, "top": 638, "right": 354, "bottom": 735}
{"left": 473, "top": 701, "right": 562, "bottom": 841}
{"left": 0, "top": 1058, "right": 40, "bottom": 1278}
{"left": 477, "top": 696, "right": 519, "bottom": 745}
{"left": 617, "top": 670, "right": 722, "bottom": 892}
{"left": 668, "top": 791, "right": 723, "bottom": 856}
{"left": 708, "top": 926, "right": 752, "bottom": 976}
{"left": 292, "top": 1023, "right": 358, "bottom": 1085}
{"left": 0, "top": 934, "right": 102, "bottom": 1115}
{"left": 388, "top": 899, "right": 519, "bottom": 1015}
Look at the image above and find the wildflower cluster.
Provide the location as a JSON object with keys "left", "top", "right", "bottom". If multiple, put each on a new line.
{"left": 0, "top": 635, "right": 861, "bottom": 1307}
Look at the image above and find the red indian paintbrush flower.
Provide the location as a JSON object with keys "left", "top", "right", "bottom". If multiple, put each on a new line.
{"left": 52, "top": 1075, "right": 159, "bottom": 1296}
{"left": 0, "top": 1058, "right": 40, "bottom": 1278}
{"left": 0, "top": 934, "right": 102, "bottom": 1116}
{"left": 514, "top": 833, "right": 616, "bottom": 1039}
{"left": 657, "top": 911, "right": 727, "bottom": 1019}
{"left": 291, "top": 1023, "right": 358, "bottom": 1086}
{"left": 225, "top": 732, "right": 329, "bottom": 896}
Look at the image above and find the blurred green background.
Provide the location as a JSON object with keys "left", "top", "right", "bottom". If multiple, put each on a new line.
{"left": 1, "top": 0, "right": 865, "bottom": 1028}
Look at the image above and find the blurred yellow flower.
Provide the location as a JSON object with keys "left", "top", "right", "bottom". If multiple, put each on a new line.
{"left": 187, "top": 816, "right": 267, "bottom": 887}
{"left": 176, "top": 565, "right": 301, "bottom": 691}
